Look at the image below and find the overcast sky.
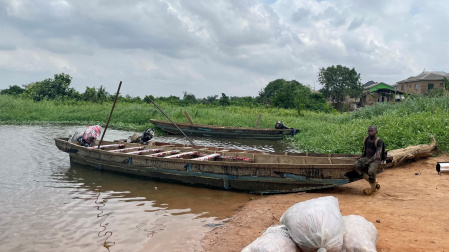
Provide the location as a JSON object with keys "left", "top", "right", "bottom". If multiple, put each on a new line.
{"left": 1, "top": 0, "right": 448, "bottom": 98}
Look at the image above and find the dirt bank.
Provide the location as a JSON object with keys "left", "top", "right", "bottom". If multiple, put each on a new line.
{"left": 202, "top": 154, "right": 449, "bottom": 252}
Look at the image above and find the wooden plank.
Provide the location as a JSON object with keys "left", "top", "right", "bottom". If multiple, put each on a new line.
{"left": 108, "top": 147, "right": 144, "bottom": 153}
{"left": 164, "top": 151, "right": 198, "bottom": 158}
{"left": 184, "top": 111, "right": 194, "bottom": 125}
{"left": 127, "top": 148, "right": 164, "bottom": 155}
{"left": 147, "top": 150, "right": 180, "bottom": 157}
{"left": 191, "top": 153, "right": 220, "bottom": 161}
{"left": 255, "top": 114, "right": 261, "bottom": 128}
{"left": 88, "top": 144, "right": 124, "bottom": 149}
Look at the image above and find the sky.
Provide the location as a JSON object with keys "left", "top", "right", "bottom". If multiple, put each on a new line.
{"left": 1, "top": 0, "right": 448, "bottom": 99}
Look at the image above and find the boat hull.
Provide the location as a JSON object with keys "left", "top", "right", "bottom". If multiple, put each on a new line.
{"left": 55, "top": 138, "right": 384, "bottom": 194}
{"left": 150, "top": 119, "right": 297, "bottom": 140}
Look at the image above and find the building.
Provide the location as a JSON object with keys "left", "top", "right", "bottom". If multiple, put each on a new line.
{"left": 362, "top": 81, "right": 399, "bottom": 106}
{"left": 394, "top": 71, "right": 449, "bottom": 94}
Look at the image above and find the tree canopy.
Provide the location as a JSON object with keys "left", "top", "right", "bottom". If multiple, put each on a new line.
{"left": 258, "top": 79, "right": 333, "bottom": 113}
{"left": 318, "top": 65, "right": 363, "bottom": 111}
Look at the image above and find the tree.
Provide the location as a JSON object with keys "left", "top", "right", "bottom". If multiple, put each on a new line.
{"left": 257, "top": 79, "right": 285, "bottom": 105}
{"left": 182, "top": 92, "right": 197, "bottom": 105}
{"left": 219, "top": 93, "right": 230, "bottom": 106}
{"left": 22, "top": 73, "right": 73, "bottom": 101}
{"left": 271, "top": 80, "right": 309, "bottom": 109}
{"left": 0, "top": 85, "right": 25, "bottom": 96}
{"left": 318, "top": 65, "right": 363, "bottom": 111}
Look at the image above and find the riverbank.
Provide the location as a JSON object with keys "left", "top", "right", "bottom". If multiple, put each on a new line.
{"left": 202, "top": 154, "right": 449, "bottom": 251}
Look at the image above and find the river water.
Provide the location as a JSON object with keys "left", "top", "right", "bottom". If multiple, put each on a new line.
{"left": 0, "top": 125, "right": 299, "bottom": 252}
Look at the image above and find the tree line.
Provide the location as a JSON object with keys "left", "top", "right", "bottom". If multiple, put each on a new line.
{"left": 0, "top": 65, "right": 365, "bottom": 113}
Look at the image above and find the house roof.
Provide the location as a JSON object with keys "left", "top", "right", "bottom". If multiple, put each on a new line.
{"left": 397, "top": 71, "right": 449, "bottom": 84}
{"left": 363, "top": 82, "right": 393, "bottom": 92}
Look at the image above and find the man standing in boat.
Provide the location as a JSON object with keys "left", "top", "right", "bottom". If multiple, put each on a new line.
{"left": 353, "top": 125, "right": 383, "bottom": 195}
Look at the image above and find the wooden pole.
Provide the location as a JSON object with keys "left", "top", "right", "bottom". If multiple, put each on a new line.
{"left": 146, "top": 96, "right": 198, "bottom": 149}
{"left": 184, "top": 111, "right": 194, "bottom": 125}
{"left": 97, "top": 81, "right": 122, "bottom": 149}
{"left": 255, "top": 114, "right": 261, "bottom": 128}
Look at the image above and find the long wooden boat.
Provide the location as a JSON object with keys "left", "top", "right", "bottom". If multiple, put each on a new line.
{"left": 149, "top": 119, "right": 298, "bottom": 140}
{"left": 54, "top": 138, "right": 391, "bottom": 194}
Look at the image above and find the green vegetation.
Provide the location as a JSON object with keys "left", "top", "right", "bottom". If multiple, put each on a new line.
{"left": 1, "top": 72, "right": 448, "bottom": 155}
{"left": 1, "top": 93, "right": 448, "bottom": 154}
{"left": 318, "top": 65, "right": 364, "bottom": 111}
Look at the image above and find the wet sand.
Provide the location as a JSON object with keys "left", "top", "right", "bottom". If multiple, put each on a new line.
{"left": 202, "top": 154, "right": 449, "bottom": 251}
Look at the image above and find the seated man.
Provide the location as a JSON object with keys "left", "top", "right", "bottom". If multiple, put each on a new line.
{"left": 353, "top": 125, "right": 383, "bottom": 195}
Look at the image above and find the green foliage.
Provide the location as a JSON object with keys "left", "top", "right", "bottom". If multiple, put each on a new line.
{"left": 318, "top": 65, "right": 363, "bottom": 111}
{"left": 2, "top": 94, "right": 448, "bottom": 155}
{"left": 0, "top": 85, "right": 25, "bottom": 96}
{"left": 22, "top": 73, "right": 74, "bottom": 101}
{"left": 182, "top": 93, "right": 198, "bottom": 106}
{"left": 219, "top": 93, "right": 230, "bottom": 106}
{"left": 257, "top": 79, "right": 331, "bottom": 113}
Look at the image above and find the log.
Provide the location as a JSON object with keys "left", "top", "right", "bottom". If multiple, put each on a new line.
{"left": 388, "top": 136, "right": 437, "bottom": 167}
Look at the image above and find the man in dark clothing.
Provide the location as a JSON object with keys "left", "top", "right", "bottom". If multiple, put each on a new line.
{"left": 353, "top": 125, "right": 383, "bottom": 195}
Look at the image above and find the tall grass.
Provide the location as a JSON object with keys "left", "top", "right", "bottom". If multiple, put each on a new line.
{"left": 1, "top": 94, "right": 448, "bottom": 154}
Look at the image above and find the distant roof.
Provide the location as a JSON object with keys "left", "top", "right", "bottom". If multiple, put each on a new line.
{"left": 363, "top": 82, "right": 392, "bottom": 89}
{"left": 397, "top": 71, "right": 449, "bottom": 84}
{"left": 363, "top": 81, "right": 376, "bottom": 87}
{"left": 364, "top": 82, "right": 393, "bottom": 92}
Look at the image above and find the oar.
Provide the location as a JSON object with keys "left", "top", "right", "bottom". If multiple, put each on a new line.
{"left": 97, "top": 81, "right": 122, "bottom": 149}
{"left": 146, "top": 95, "right": 199, "bottom": 150}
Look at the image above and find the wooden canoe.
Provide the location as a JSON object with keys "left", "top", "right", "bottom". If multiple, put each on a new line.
{"left": 149, "top": 119, "right": 298, "bottom": 140}
{"left": 54, "top": 138, "right": 391, "bottom": 194}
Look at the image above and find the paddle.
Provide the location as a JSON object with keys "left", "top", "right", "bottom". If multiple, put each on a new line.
{"left": 97, "top": 81, "right": 122, "bottom": 149}
{"left": 146, "top": 95, "right": 199, "bottom": 150}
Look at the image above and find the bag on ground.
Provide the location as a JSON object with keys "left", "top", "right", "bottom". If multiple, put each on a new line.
{"left": 280, "top": 196, "right": 345, "bottom": 252}
{"left": 241, "top": 224, "right": 300, "bottom": 252}
{"left": 341, "top": 215, "right": 378, "bottom": 252}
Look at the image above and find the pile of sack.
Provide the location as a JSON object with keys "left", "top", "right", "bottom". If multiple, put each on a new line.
{"left": 242, "top": 196, "right": 378, "bottom": 252}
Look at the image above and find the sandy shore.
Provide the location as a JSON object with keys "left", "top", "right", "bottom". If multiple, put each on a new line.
{"left": 202, "top": 154, "right": 449, "bottom": 252}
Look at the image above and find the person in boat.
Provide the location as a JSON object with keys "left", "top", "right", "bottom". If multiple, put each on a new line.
{"left": 69, "top": 125, "right": 102, "bottom": 147}
{"left": 353, "top": 125, "right": 383, "bottom": 195}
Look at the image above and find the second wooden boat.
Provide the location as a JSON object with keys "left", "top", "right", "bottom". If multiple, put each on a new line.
{"left": 149, "top": 119, "right": 299, "bottom": 140}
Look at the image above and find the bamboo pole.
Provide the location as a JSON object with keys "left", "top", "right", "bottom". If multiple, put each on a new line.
{"left": 97, "top": 81, "right": 122, "bottom": 149}
{"left": 146, "top": 96, "right": 199, "bottom": 149}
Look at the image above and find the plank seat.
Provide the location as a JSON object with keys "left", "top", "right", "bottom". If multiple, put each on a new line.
{"left": 191, "top": 153, "right": 220, "bottom": 161}
{"left": 164, "top": 151, "right": 198, "bottom": 158}
{"left": 127, "top": 148, "right": 163, "bottom": 155}
{"left": 89, "top": 144, "right": 125, "bottom": 149}
{"left": 108, "top": 147, "right": 144, "bottom": 153}
{"left": 147, "top": 150, "right": 181, "bottom": 157}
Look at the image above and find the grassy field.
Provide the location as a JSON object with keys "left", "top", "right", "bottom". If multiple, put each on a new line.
{"left": 1, "top": 94, "right": 448, "bottom": 154}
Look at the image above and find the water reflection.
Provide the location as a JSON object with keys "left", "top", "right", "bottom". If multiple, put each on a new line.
{"left": 60, "top": 163, "right": 259, "bottom": 219}
{"left": 0, "top": 125, "right": 264, "bottom": 252}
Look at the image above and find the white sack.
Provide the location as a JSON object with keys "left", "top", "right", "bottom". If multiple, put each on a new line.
{"left": 279, "top": 196, "right": 345, "bottom": 252}
{"left": 241, "top": 224, "right": 300, "bottom": 252}
{"left": 341, "top": 215, "right": 378, "bottom": 252}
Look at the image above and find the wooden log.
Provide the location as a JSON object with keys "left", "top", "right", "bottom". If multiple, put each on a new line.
{"left": 388, "top": 136, "right": 437, "bottom": 167}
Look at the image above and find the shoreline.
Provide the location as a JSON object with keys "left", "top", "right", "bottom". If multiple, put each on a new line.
{"left": 202, "top": 154, "right": 449, "bottom": 252}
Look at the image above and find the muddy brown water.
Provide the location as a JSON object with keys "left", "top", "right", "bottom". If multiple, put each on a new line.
{"left": 0, "top": 125, "right": 299, "bottom": 252}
